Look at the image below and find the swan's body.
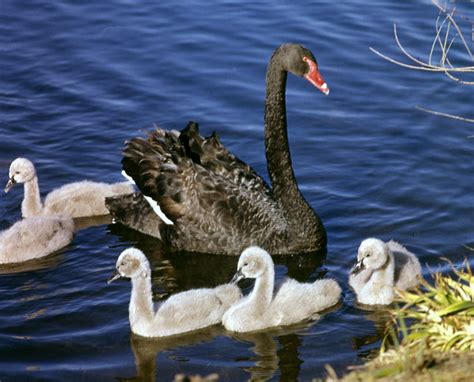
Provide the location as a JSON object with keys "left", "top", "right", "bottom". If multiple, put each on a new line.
{"left": 0, "top": 215, "right": 74, "bottom": 264}
{"left": 5, "top": 158, "right": 134, "bottom": 218}
{"left": 349, "top": 238, "right": 422, "bottom": 305}
{"left": 108, "top": 248, "right": 242, "bottom": 338}
{"left": 106, "top": 44, "right": 328, "bottom": 255}
{"left": 222, "top": 246, "right": 341, "bottom": 332}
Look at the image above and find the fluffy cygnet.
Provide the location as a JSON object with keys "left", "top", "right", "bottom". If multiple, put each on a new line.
{"left": 5, "top": 157, "right": 134, "bottom": 218}
{"left": 349, "top": 238, "right": 422, "bottom": 305}
{"left": 222, "top": 246, "right": 341, "bottom": 333}
{"left": 0, "top": 215, "right": 74, "bottom": 264}
{"left": 108, "top": 248, "right": 242, "bottom": 338}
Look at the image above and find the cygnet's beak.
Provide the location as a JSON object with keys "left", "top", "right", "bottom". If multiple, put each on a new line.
{"left": 350, "top": 260, "right": 365, "bottom": 275}
{"left": 4, "top": 177, "right": 16, "bottom": 193}
{"left": 107, "top": 269, "right": 122, "bottom": 284}
{"left": 231, "top": 269, "right": 244, "bottom": 284}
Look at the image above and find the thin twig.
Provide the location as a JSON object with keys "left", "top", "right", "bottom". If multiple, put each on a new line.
{"left": 432, "top": 0, "right": 473, "bottom": 61}
{"left": 431, "top": 14, "right": 474, "bottom": 84}
{"left": 430, "top": 14, "right": 448, "bottom": 66}
{"left": 443, "top": 36, "right": 457, "bottom": 68}
{"left": 369, "top": 46, "right": 474, "bottom": 72}
{"left": 416, "top": 106, "right": 474, "bottom": 123}
{"left": 443, "top": 69, "right": 474, "bottom": 85}
{"left": 441, "top": 16, "right": 451, "bottom": 65}
{"left": 393, "top": 24, "right": 433, "bottom": 68}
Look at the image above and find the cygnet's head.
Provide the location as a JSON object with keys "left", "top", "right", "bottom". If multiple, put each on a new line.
{"left": 351, "top": 238, "right": 389, "bottom": 275}
{"left": 108, "top": 248, "right": 150, "bottom": 283}
{"left": 231, "top": 246, "right": 273, "bottom": 283}
{"left": 5, "top": 158, "right": 36, "bottom": 193}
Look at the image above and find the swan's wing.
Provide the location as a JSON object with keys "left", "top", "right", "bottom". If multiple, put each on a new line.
{"left": 272, "top": 278, "right": 340, "bottom": 325}
{"left": 157, "top": 288, "right": 224, "bottom": 326}
{"left": 122, "top": 122, "right": 287, "bottom": 253}
{"left": 388, "top": 241, "right": 422, "bottom": 289}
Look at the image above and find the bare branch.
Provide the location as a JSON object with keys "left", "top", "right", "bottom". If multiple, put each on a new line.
{"left": 416, "top": 106, "right": 474, "bottom": 123}
{"left": 431, "top": 0, "right": 473, "bottom": 61}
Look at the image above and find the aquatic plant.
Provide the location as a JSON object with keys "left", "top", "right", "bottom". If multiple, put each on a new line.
{"left": 384, "top": 260, "right": 474, "bottom": 353}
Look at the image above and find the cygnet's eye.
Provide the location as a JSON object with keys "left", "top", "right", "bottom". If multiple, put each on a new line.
{"left": 243, "top": 262, "right": 248, "bottom": 267}
{"left": 366, "top": 253, "right": 371, "bottom": 258}
{"left": 15, "top": 171, "right": 20, "bottom": 175}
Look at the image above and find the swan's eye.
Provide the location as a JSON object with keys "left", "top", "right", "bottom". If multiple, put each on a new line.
{"left": 243, "top": 262, "right": 248, "bottom": 267}
{"left": 15, "top": 171, "right": 20, "bottom": 175}
{"left": 366, "top": 253, "right": 371, "bottom": 258}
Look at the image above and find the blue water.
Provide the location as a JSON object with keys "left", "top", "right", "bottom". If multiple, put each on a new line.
{"left": 1, "top": 0, "right": 473, "bottom": 380}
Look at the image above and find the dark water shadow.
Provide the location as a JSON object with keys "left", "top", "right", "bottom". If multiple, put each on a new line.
{"left": 117, "top": 321, "right": 325, "bottom": 382}
{"left": 107, "top": 223, "right": 327, "bottom": 289}
{"left": 228, "top": 322, "right": 318, "bottom": 381}
{"left": 350, "top": 306, "right": 393, "bottom": 360}
{"left": 117, "top": 325, "right": 223, "bottom": 382}
{"left": 226, "top": 301, "right": 343, "bottom": 381}
{"left": 0, "top": 245, "right": 69, "bottom": 275}
{"left": 73, "top": 214, "right": 112, "bottom": 231}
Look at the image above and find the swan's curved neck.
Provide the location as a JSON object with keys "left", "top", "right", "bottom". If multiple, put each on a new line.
{"left": 129, "top": 271, "right": 155, "bottom": 332}
{"left": 264, "top": 52, "right": 319, "bottom": 231}
{"left": 372, "top": 253, "right": 395, "bottom": 286}
{"left": 248, "top": 265, "right": 275, "bottom": 314}
{"left": 22, "top": 177, "right": 43, "bottom": 217}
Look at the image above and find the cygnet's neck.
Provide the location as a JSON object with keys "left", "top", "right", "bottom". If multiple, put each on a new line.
{"left": 248, "top": 264, "right": 275, "bottom": 315}
{"left": 372, "top": 252, "right": 395, "bottom": 287}
{"left": 22, "top": 176, "right": 43, "bottom": 217}
{"left": 129, "top": 270, "right": 155, "bottom": 334}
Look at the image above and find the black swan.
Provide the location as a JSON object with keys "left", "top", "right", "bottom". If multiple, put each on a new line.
{"left": 106, "top": 43, "right": 329, "bottom": 255}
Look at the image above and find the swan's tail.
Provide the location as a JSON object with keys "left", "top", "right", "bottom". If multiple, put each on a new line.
{"left": 121, "top": 121, "right": 233, "bottom": 224}
{"left": 105, "top": 192, "right": 163, "bottom": 240}
{"left": 121, "top": 122, "right": 206, "bottom": 223}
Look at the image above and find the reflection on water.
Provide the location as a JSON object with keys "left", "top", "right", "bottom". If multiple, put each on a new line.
{"left": 122, "top": 326, "right": 223, "bottom": 382}
{"left": 0, "top": 247, "right": 66, "bottom": 275}
{"left": 230, "top": 323, "right": 318, "bottom": 381}
{"left": 125, "top": 324, "right": 312, "bottom": 382}
{"left": 350, "top": 308, "right": 393, "bottom": 359}
{"left": 74, "top": 214, "right": 113, "bottom": 231}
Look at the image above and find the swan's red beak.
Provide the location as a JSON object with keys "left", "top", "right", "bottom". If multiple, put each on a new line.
{"left": 303, "top": 57, "right": 329, "bottom": 95}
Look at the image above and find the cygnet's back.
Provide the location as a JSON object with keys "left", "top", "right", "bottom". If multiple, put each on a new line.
{"left": 155, "top": 284, "right": 243, "bottom": 334}
{"left": 0, "top": 215, "right": 74, "bottom": 264}
{"left": 270, "top": 278, "right": 342, "bottom": 326}
{"left": 44, "top": 180, "right": 134, "bottom": 217}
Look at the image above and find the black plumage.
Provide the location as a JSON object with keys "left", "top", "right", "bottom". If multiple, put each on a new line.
{"left": 106, "top": 44, "right": 328, "bottom": 255}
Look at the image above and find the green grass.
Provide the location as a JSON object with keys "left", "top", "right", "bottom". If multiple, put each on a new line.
{"left": 384, "top": 260, "right": 474, "bottom": 353}
{"left": 321, "top": 261, "right": 474, "bottom": 382}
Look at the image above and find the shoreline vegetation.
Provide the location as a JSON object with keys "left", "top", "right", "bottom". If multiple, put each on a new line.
{"left": 322, "top": 261, "right": 474, "bottom": 382}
